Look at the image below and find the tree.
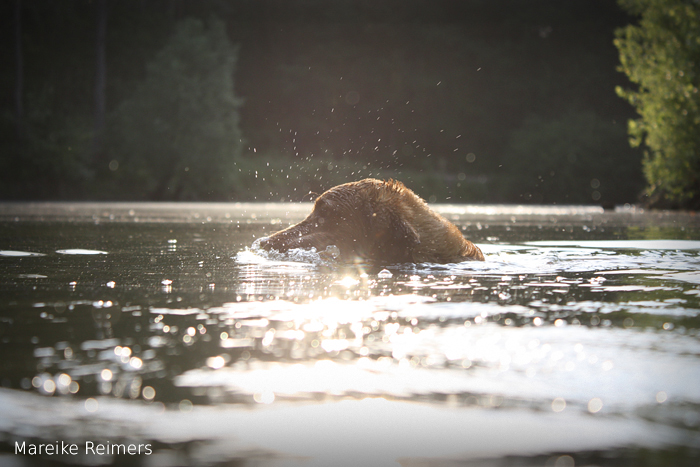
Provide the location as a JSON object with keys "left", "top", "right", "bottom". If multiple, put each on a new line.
{"left": 14, "top": 0, "right": 24, "bottom": 138}
{"left": 615, "top": 0, "right": 700, "bottom": 209}
{"left": 105, "top": 17, "right": 243, "bottom": 200}
{"left": 92, "top": 0, "right": 107, "bottom": 156}
{"left": 501, "top": 112, "right": 643, "bottom": 205}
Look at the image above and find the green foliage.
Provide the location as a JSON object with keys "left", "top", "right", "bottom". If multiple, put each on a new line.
{"left": 0, "top": 1, "right": 645, "bottom": 204}
{"left": 104, "top": 18, "right": 243, "bottom": 200}
{"left": 500, "top": 112, "right": 643, "bottom": 205}
{"left": 0, "top": 1, "right": 96, "bottom": 200}
{"left": 615, "top": 0, "right": 700, "bottom": 208}
{"left": 0, "top": 86, "right": 93, "bottom": 200}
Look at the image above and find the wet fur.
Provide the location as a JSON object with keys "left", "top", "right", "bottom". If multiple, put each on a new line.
{"left": 258, "top": 179, "right": 484, "bottom": 264}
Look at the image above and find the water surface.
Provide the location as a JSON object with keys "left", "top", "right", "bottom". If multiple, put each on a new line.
{"left": 1, "top": 202, "right": 699, "bottom": 467}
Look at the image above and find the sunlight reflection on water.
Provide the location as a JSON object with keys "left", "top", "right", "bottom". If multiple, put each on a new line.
{"left": 0, "top": 202, "right": 699, "bottom": 466}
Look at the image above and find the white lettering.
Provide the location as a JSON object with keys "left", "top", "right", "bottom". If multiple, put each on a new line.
{"left": 64, "top": 442, "right": 79, "bottom": 455}
{"left": 112, "top": 444, "right": 126, "bottom": 455}
{"left": 79, "top": 441, "right": 153, "bottom": 456}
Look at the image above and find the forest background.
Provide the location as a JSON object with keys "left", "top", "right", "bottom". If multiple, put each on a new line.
{"left": 0, "top": 0, "right": 696, "bottom": 208}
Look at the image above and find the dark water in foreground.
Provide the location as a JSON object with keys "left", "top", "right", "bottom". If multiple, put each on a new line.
{"left": 0, "top": 202, "right": 699, "bottom": 467}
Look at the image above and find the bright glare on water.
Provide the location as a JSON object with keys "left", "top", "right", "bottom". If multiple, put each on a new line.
{"left": 0, "top": 202, "right": 699, "bottom": 467}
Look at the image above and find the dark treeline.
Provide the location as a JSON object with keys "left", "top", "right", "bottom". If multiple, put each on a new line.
{"left": 0, "top": 0, "right": 644, "bottom": 205}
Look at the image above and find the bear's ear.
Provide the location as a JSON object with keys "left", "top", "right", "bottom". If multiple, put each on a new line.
{"left": 365, "top": 204, "right": 421, "bottom": 262}
{"left": 385, "top": 210, "right": 421, "bottom": 248}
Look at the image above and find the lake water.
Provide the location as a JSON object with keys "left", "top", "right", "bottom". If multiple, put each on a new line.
{"left": 0, "top": 202, "right": 699, "bottom": 467}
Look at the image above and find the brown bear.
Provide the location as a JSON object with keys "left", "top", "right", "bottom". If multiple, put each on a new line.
{"left": 258, "top": 178, "right": 484, "bottom": 264}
